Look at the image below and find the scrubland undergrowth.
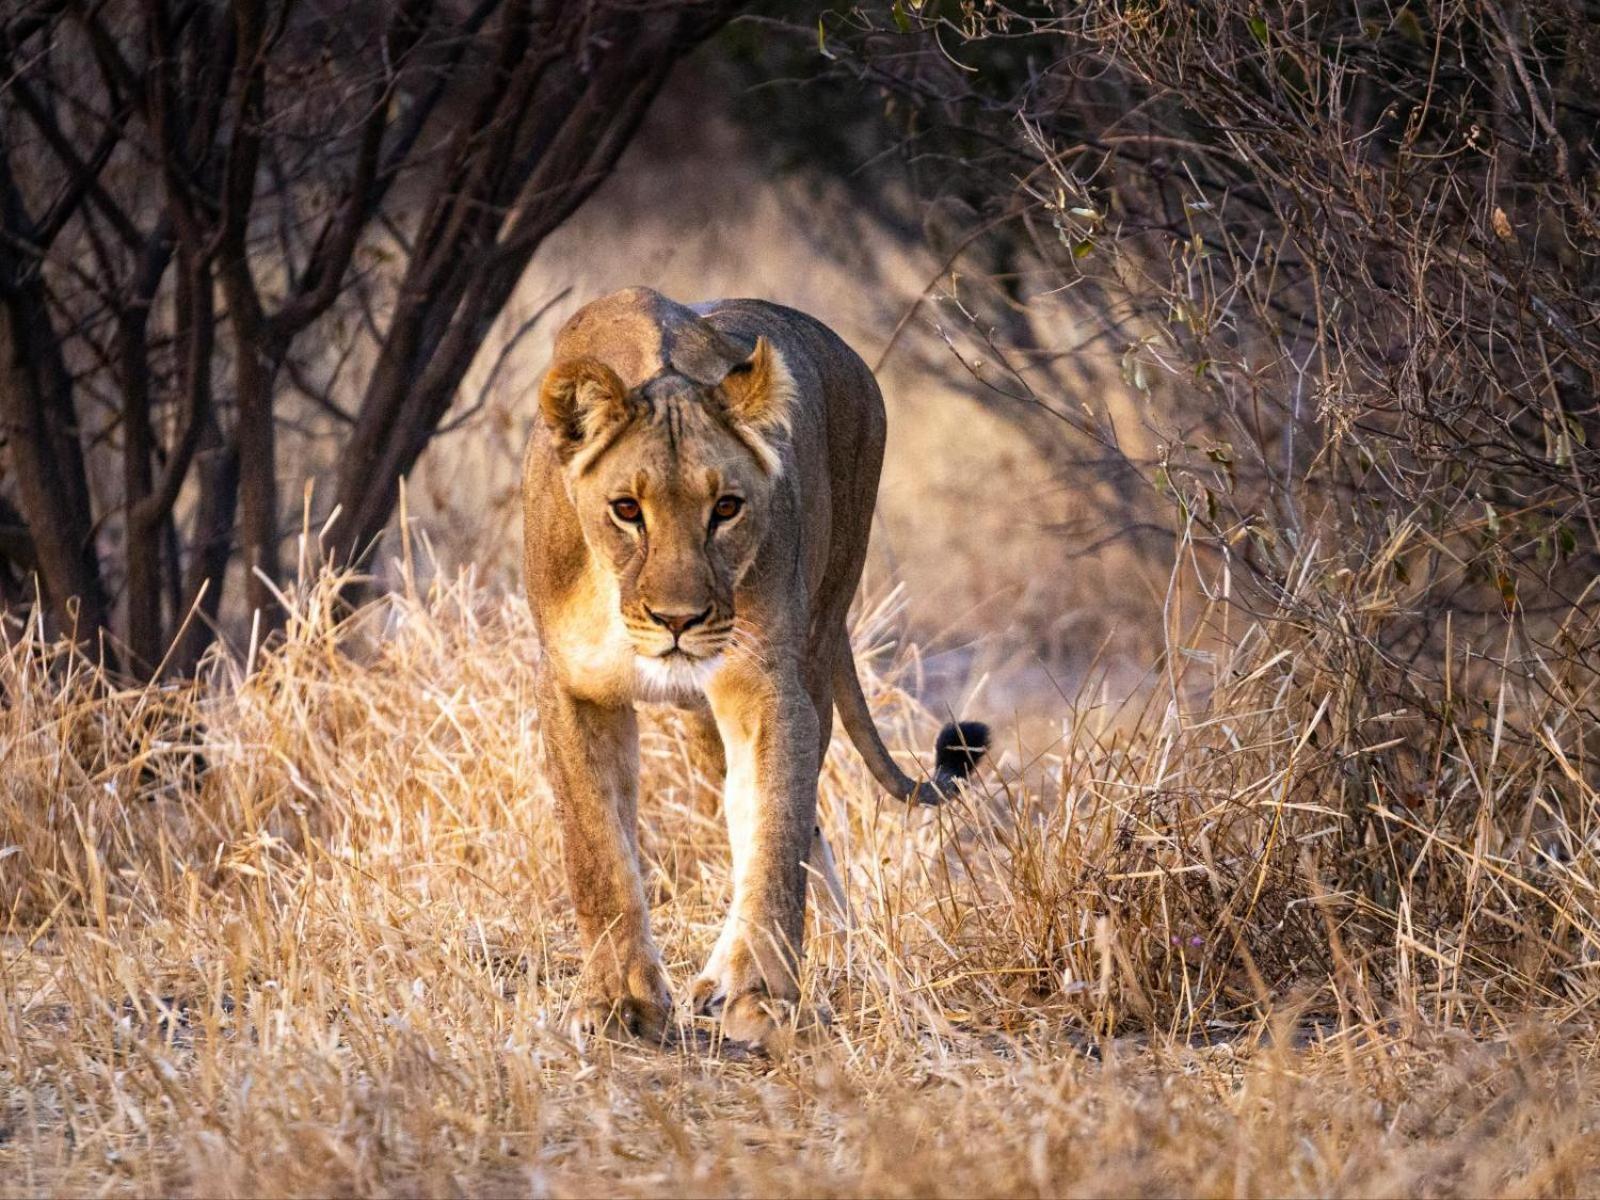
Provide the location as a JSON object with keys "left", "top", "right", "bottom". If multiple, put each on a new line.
{"left": 3, "top": 541, "right": 1598, "bottom": 1197}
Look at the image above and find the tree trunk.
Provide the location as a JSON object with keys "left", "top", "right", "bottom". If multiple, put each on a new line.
{"left": 0, "top": 286, "right": 113, "bottom": 655}
{"left": 120, "top": 231, "right": 176, "bottom": 673}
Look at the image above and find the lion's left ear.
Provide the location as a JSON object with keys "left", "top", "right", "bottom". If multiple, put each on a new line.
{"left": 719, "top": 337, "right": 795, "bottom": 472}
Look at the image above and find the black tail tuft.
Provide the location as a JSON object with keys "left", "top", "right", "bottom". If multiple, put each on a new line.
{"left": 934, "top": 720, "right": 990, "bottom": 780}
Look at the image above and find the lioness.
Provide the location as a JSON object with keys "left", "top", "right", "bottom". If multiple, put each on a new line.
{"left": 523, "top": 287, "right": 987, "bottom": 1047}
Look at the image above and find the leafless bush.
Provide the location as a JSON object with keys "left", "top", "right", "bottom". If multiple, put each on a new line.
{"left": 793, "top": 0, "right": 1600, "bottom": 997}
{"left": 1, "top": 0, "right": 734, "bottom": 676}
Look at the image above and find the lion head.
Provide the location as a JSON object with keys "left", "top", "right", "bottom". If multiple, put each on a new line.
{"left": 536, "top": 337, "right": 795, "bottom": 679}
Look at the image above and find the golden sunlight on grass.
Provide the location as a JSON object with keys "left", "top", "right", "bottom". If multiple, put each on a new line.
{"left": 3, "top": 557, "right": 1598, "bottom": 1196}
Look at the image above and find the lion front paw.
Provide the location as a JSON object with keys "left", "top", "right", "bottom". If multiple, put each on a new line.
{"left": 721, "top": 989, "right": 799, "bottom": 1049}
{"left": 692, "top": 933, "right": 818, "bottom": 1052}
{"left": 572, "top": 952, "right": 671, "bottom": 1045}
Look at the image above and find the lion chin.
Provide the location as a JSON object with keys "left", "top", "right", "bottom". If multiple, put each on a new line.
{"left": 633, "top": 651, "right": 725, "bottom": 704}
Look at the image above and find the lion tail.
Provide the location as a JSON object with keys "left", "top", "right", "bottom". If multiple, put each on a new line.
{"left": 832, "top": 647, "right": 989, "bottom": 805}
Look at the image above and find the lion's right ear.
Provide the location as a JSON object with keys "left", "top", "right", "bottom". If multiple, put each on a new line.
{"left": 719, "top": 337, "right": 795, "bottom": 474}
{"left": 538, "top": 357, "right": 631, "bottom": 460}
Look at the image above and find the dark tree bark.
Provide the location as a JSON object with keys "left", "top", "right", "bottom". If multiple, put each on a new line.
{"left": 118, "top": 224, "right": 175, "bottom": 671}
{"left": 0, "top": 133, "right": 115, "bottom": 651}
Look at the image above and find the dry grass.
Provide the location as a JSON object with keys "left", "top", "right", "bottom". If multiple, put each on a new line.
{"left": 3, "top": 545, "right": 1599, "bottom": 1197}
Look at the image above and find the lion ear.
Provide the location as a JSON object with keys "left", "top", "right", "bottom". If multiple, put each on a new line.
{"left": 719, "top": 337, "right": 795, "bottom": 472}
{"left": 539, "top": 357, "right": 631, "bottom": 460}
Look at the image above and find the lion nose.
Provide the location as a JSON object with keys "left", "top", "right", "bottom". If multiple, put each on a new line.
{"left": 645, "top": 606, "right": 711, "bottom": 638}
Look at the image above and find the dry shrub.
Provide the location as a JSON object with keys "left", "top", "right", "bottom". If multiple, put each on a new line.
{"left": 820, "top": 2, "right": 1600, "bottom": 735}
{"left": 2, "top": 546, "right": 1598, "bottom": 1195}
{"left": 812, "top": 0, "right": 1600, "bottom": 1017}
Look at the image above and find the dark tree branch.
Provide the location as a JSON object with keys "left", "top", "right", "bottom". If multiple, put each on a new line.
{"left": 2, "top": 0, "right": 741, "bottom": 672}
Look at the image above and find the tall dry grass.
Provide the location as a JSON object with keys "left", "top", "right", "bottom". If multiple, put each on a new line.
{"left": 2, "top": 533, "right": 1599, "bottom": 1195}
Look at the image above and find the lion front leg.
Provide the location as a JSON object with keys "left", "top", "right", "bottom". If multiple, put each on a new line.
{"left": 681, "top": 703, "right": 726, "bottom": 817}
{"left": 538, "top": 678, "right": 670, "bottom": 1042}
{"left": 694, "top": 660, "right": 820, "bottom": 1048}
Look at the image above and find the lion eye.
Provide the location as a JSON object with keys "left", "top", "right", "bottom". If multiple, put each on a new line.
{"left": 610, "top": 497, "right": 643, "bottom": 525}
{"left": 712, "top": 495, "right": 744, "bottom": 523}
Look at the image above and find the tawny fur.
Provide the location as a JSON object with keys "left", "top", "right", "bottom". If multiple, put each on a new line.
{"left": 522, "top": 287, "right": 984, "bottom": 1048}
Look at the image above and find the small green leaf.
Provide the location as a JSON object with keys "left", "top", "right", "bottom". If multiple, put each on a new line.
{"left": 1072, "top": 239, "right": 1094, "bottom": 259}
{"left": 1248, "top": 15, "right": 1269, "bottom": 45}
